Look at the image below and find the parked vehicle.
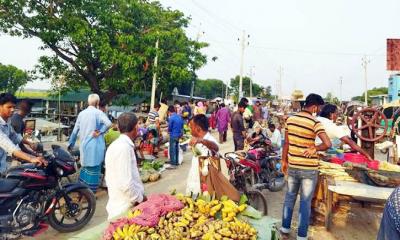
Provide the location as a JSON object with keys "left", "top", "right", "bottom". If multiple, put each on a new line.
{"left": 225, "top": 148, "right": 285, "bottom": 193}
{"left": 223, "top": 154, "right": 268, "bottom": 216}
{"left": 0, "top": 145, "right": 96, "bottom": 239}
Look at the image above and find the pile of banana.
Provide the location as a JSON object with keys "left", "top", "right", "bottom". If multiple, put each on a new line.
{"left": 111, "top": 194, "right": 257, "bottom": 240}
{"left": 112, "top": 224, "right": 157, "bottom": 240}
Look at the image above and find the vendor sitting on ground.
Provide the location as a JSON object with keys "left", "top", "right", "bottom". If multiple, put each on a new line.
{"left": 140, "top": 128, "right": 158, "bottom": 157}
{"left": 317, "top": 104, "right": 372, "bottom": 160}
{"left": 247, "top": 121, "right": 272, "bottom": 149}
{"left": 268, "top": 123, "right": 282, "bottom": 150}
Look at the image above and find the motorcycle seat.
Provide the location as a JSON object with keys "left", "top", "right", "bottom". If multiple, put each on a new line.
{"left": 6, "top": 163, "right": 36, "bottom": 173}
{"left": 0, "top": 178, "right": 19, "bottom": 193}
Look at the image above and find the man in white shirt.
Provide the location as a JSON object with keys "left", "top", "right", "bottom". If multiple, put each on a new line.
{"left": 316, "top": 104, "right": 372, "bottom": 159}
{"left": 105, "top": 112, "right": 145, "bottom": 220}
{"left": 268, "top": 123, "right": 282, "bottom": 149}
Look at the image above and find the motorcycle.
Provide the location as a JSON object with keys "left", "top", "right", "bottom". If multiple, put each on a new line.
{"left": 225, "top": 147, "right": 286, "bottom": 193}
{"left": 0, "top": 145, "right": 96, "bottom": 239}
{"left": 223, "top": 154, "right": 268, "bottom": 215}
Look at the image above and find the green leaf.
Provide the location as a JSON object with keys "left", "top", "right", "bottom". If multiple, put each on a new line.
{"left": 240, "top": 205, "right": 263, "bottom": 219}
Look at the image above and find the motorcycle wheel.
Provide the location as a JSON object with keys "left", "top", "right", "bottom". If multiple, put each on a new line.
{"left": 48, "top": 188, "right": 96, "bottom": 233}
{"left": 246, "top": 189, "right": 268, "bottom": 216}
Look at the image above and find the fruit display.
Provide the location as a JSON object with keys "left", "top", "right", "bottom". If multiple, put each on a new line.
{"left": 103, "top": 193, "right": 259, "bottom": 240}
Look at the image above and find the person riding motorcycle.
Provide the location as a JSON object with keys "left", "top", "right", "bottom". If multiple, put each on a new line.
{"left": 0, "top": 93, "right": 47, "bottom": 175}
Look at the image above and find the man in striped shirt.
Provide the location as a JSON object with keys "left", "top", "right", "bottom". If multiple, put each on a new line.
{"left": 280, "top": 94, "right": 332, "bottom": 240}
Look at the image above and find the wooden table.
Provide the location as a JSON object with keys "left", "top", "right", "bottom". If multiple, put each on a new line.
{"left": 324, "top": 180, "right": 394, "bottom": 230}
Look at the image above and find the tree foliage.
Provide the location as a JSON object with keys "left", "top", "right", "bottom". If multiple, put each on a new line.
{"left": 352, "top": 87, "right": 388, "bottom": 104}
{"left": 0, "top": 0, "right": 207, "bottom": 102}
{"left": 325, "top": 92, "right": 340, "bottom": 105}
{"left": 0, "top": 63, "right": 30, "bottom": 93}
{"left": 229, "top": 75, "right": 265, "bottom": 100}
{"left": 194, "top": 79, "right": 226, "bottom": 99}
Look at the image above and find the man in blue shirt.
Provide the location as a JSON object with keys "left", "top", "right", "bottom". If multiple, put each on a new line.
{"left": 167, "top": 105, "right": 184, "bottom": 169}
{"left": 68, "top": 94, "right": 112, "bottom": 192}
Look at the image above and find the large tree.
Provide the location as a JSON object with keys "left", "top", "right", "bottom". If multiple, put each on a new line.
{"left": 0, "top": 0, "right": 207, "bottom": 102}
{"left": 352, "top": 87, "right": 388, "bottom": 104}
{"left": 194, "top": 78, "right": 226, "bottom": 99}
{"left": 0, "top": 63, "right": 30, "bottom": 93}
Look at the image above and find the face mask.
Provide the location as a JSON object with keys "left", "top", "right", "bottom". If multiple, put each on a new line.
{"left": 312, "top": 107, "right": 318, "bottom": 117}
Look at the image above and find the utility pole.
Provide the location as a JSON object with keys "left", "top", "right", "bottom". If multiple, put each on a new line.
{"left": 150, "top": 38, "right": 159, "bottom": 110}
{"left": 190, "top": 26, "right": 205, "bottom": 99}
{"left": 238, "top": 30, "right": 249, "bottom": 99}
{"left": 249, "top": 66, "right": 255, "bottom": 98}
{"left": 225, "top": 80, "right": 229, "bottom": 100}
{"left": 339, "top": 76, "right": 343, "bottom": 102}
{"left": 277, "top": 66, "right": 283, "bottom": 100}
{"left": 362, "top": 55, "right": 370, "bottom": 105}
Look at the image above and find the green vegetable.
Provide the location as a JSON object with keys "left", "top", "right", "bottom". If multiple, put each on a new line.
{"left": 142, "top": 161, "right": 154, "bottom": 171}
{"left": 152, "top": 160, "right": 164, "bottom": 171}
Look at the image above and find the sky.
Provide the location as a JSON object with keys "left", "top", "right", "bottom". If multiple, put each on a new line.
{"left": 1, "top": 0, "right": 399, "bottom": 100}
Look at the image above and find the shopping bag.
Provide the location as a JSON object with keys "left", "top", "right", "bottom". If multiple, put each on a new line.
{"left": 167, "top": 144, "right": 184, "bottom": 165}
{"left": 199, "top": 156, "right": 240, "bottom": 202}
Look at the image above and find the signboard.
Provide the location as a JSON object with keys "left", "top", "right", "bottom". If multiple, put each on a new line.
{"left": 387, "top": 39, "right": 400, "bottom": 71}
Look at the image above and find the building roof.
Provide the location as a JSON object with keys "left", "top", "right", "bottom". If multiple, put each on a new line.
{"left": 46, "top": 89, "right": 90, "bottom": 102}
{"left": 370, "top": 94, "right": 388, "bottom": 98}
{"left": 18, "top": 89, "right": 150, "bottom": 105}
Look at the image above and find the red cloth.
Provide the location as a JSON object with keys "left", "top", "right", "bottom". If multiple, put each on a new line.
{"left": 209, "top": 112, "right": 216, "bottom": 129}
{"left": 330, "top": 153, "right": 379, "bottom": 170}
{"left": 131, "top": 194, "right": 184, "bottom": 226}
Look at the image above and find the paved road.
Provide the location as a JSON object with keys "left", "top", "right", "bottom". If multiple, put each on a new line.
{"left": 28, "top": 130, "right": 382, "bottom": 240}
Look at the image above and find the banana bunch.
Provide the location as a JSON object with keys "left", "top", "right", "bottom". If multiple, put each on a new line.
{"left": 127, "top": 209, "right": 142, "bottom": 219}
{"left": 112, "top": 224, "right": 155, "bottom": 240}
{"left": 198, "top": 219, "right": 257, "bottom": 240}
{"left": 220, "top": 199, "right": 247, "bottom": 222}
{"left": 176, "top": 194, "right": 248, "bottom": 220}
{"left": 156, "top": 207, "right": 210, "bottom": 239}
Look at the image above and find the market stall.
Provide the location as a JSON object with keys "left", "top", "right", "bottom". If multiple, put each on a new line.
{"left": 313, "top": 108, "right": 399, "bottom": 230}
{"left": 313, "top": 159, "right": 397, "bottom": 230}
{"left": 70, "top": 193, "right": 279, "bottom": 240}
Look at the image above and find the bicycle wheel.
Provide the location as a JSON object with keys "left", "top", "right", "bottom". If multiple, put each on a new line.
{"left": 246, "top": 189, "right": 268, "bottom": 216}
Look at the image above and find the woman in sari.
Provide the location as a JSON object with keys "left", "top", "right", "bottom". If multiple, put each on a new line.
{"left": 216, "top": 103, "right": 230, "bottom": 143}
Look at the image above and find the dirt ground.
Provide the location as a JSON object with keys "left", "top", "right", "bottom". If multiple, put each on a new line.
{"left": 27, "top": 130, "right": 383, "bottom": 240}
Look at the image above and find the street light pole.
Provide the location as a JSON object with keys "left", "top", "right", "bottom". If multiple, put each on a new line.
{"left": 238, "top": 30, "right": 249, "bottom": 100}
{"left": 339, "top": 76, "right": 343, "bottom": 102}
{"left": 150, "top": 38, "right": 159, "bottom": 110}
{"left": 249, "top": 66, "right": 255, "bottom": 98}
{"left": 190, "top": 27, "right": 204, "bottom": 99}
{"left": 362, "top": 56, "right": 370, "bottom": 105}
{"left": 277, "top": 66, "right": 283, "bottom": 100}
